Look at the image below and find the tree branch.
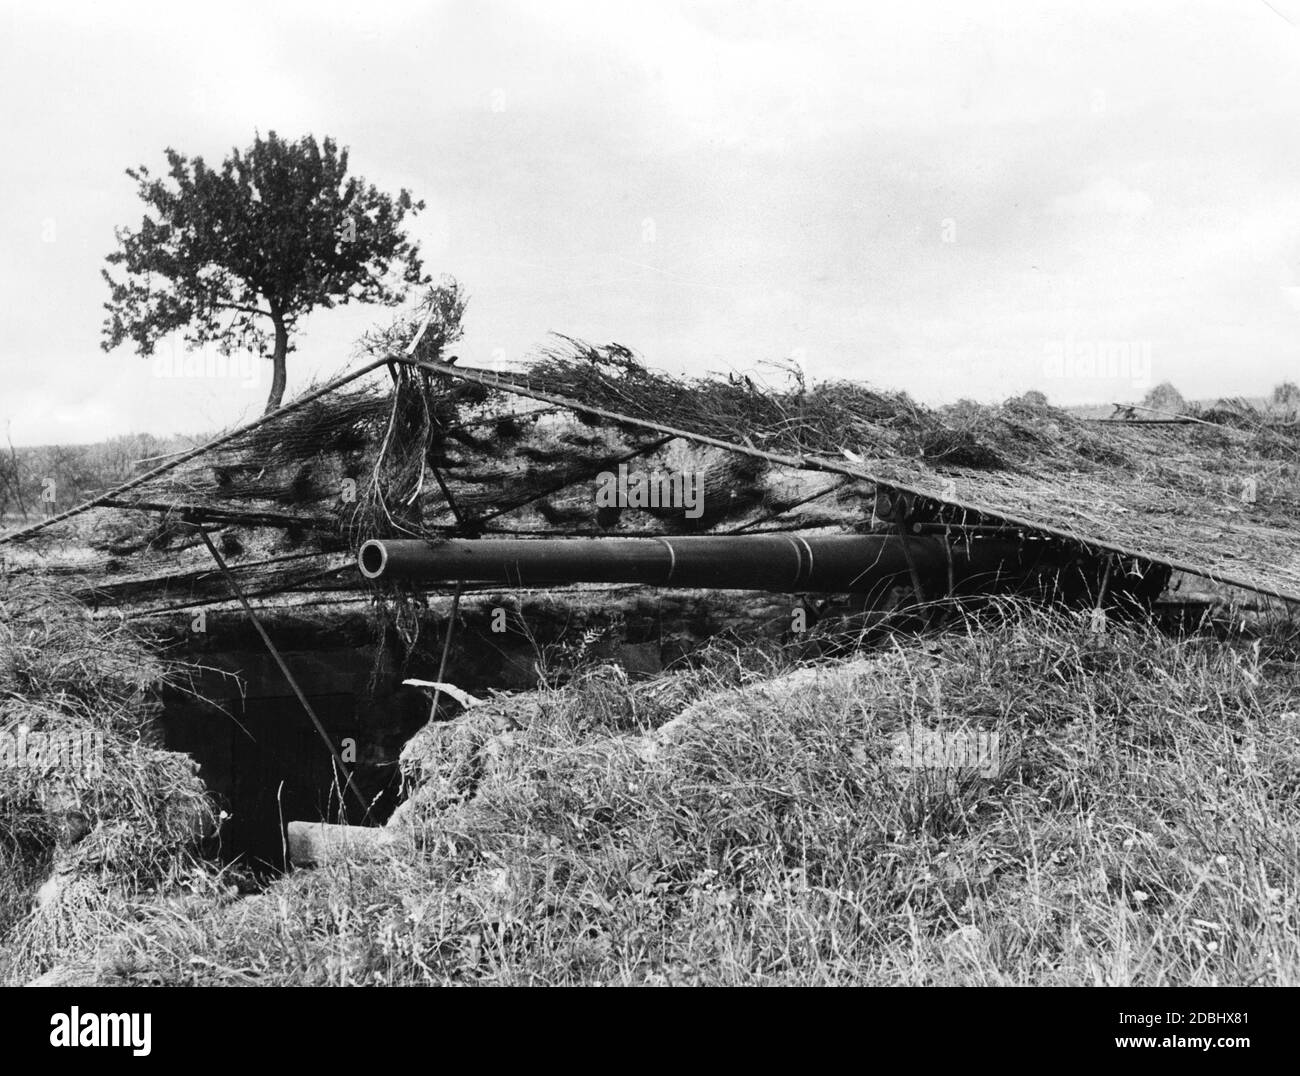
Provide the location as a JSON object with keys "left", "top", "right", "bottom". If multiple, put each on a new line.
{"left": 213, "top": 301, "right": 273, "bottom": 317}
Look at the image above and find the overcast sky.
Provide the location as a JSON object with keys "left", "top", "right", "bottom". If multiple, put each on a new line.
{"left": 2, "top": 0, "right": 1300, "bottom": 445}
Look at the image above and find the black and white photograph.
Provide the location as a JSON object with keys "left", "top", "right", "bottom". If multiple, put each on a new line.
{"left": 0, "top": 0, "right": 1295, "bottom": 1049}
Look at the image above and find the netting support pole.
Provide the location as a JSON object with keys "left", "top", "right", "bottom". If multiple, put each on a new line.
{"left": 426, "top": 583, "right": 464, "bottom": 724}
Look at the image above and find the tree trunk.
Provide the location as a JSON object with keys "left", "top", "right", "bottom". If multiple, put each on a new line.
{"left": 264, "top": 311, "right": 289, "bottom": 414}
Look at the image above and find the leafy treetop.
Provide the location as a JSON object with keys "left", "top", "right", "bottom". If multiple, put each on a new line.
{"left": 102, "top": 131, "right": 429, "bottom": 411}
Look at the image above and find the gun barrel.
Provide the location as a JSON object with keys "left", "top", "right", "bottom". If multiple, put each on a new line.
{"left": 358, "top": 535, "right": 1041, "bottom": 594}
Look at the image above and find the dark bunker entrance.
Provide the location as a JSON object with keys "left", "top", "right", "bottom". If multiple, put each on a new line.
{"left": 159, "top": 630, "right": 429, "bottom": 872}
{"left": 177, "top": 692, "right": 365, "bottom": 869}
{"left": 151, "top": 589, "right": 766, "bottom": 872}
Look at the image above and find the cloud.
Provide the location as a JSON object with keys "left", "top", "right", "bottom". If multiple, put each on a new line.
{"left": 5, "top": 0, "right": 1300, "bottom": 443}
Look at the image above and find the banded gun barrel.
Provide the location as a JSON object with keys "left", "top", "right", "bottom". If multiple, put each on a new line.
{"left": 357, "top": 534, "right": 1048, "bottom": 595}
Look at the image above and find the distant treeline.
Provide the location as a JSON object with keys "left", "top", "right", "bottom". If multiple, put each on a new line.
{"left": 0, "top": 432, "right": 195, "bottom": 521}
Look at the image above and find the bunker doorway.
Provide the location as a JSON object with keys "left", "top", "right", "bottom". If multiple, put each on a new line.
{"left": 226, "top": 693, "right": 360, "bottom": 869}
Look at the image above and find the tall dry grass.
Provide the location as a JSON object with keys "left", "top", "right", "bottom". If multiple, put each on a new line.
{"left": 82, "top": 599, "right": 1300, "bottom": 986}
{"left": 0, "top": 573, "right": 217, "bottom": 983}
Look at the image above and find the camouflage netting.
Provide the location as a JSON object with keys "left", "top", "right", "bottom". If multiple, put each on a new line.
{"left": 499, "top": 342, "right": 1300, "bottom": 601}
{"left": 9, "top": 282, "right": 1298, "bottom": 607}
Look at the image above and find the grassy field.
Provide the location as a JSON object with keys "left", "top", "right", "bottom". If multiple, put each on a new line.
{"left": 15, "top": 597, "right": 1295, "bottom": 987}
